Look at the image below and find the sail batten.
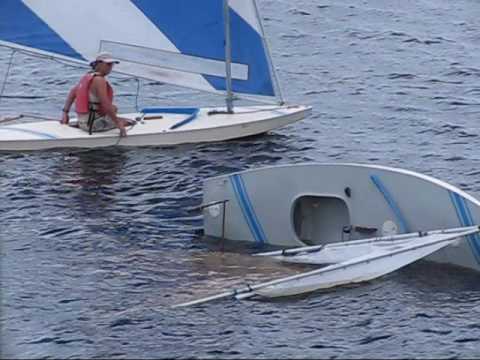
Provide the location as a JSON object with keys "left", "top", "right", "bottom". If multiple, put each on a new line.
{"left": 100, "top": 41, "right": 249, "bottom": 80}
{"left": 0, "top": 0, "right": 278, "bottom": 100}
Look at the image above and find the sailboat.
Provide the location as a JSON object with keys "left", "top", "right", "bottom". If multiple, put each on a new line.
{"left": 0, "top": 0, "right": 311, "bottom": 151}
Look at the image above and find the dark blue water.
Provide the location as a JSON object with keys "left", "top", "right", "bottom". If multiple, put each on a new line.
{"left": 2, "top": 0, "right": 480, "bottom": 358}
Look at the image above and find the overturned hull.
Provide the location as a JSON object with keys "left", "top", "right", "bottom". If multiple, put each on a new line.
{"left": 202, "top": 163, "right": 480, "bottom": 272}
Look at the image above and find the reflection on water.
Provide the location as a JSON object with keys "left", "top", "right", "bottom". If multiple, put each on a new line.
{"left": 59, "top": 148, "right": 128, "bottom": 216}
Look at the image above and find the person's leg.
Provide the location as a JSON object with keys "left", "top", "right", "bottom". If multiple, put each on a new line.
{"left": 112, "top": 105, "right": 134, "bottom": 126}
{"left": 77, "top": 114, "right": 124, "bottom": 133}
{"left": 117, "top": 116, "right": 135, "bottom": 126}
{"left": 77, "top": 115, "right": 90, "bottom": 132}
{"left": 91, "top": 116, "right": 116, "bottom": 132}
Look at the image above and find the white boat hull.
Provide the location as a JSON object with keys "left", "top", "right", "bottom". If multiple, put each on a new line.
{"left": 0, "top": 105, "right": 310, "bottom": 151}
{"left": 202, "top": 163, "right": 480, "bottom": 272}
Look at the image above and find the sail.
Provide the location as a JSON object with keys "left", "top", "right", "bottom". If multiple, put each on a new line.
{"left": 0, "top": 0, "right": 277, "bottom": 100}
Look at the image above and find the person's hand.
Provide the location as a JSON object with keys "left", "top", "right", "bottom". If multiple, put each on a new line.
{"left": 60, "top": 112, "right": 69, "bottom": 125}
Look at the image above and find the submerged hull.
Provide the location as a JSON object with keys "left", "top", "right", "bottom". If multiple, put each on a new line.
{"left": 0, "top": 105, "right": 310, "bottom": 151}
{"left": 202, "top": 163, "right": 480, "bottom": 272}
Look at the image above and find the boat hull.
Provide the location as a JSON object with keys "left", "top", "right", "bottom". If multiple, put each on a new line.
{"left": 0, "top": 105, "right": 310, "bottom": 151}
{"left": 202, "top": 163, "right": 480, "bottom": 272}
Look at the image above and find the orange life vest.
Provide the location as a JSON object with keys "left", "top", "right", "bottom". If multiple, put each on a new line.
{"left": 75, "top": 72, "right": 114, "bottom": 115}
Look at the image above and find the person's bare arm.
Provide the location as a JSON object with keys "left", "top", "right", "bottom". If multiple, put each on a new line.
{"left": 61, "top": 85, "right": 77, "bottom": 124}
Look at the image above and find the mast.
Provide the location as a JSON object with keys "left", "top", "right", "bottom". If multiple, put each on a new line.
{"left": 223, "top": 0, "right": 234, "bottom": 113}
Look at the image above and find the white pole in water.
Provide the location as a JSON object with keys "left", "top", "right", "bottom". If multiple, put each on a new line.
{"left": 224, "top": 0, "right": 234, "bottom": 113}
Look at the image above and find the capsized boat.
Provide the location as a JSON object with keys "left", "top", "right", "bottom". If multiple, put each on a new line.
{"left": 202, "top": 163, "right": 480, "bottom": 272}
{"left": 0, "top": 1, "right": 311, "bottom": 151}
{"left": 173, "top": 163, "right": 480, "bottom": 307}
{"left": 172, "top": 164, "right": 480, "bottom": 307}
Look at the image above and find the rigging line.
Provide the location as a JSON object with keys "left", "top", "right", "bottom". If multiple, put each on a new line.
{"left": 0, "top": 49, "right": 17, "bottom": 105}
{"left": 0, "top": 48, "right": 141, "bottom": 107}
{"left": 114, "top": 121, "right": 136, "bottom": 146}
{"left": 50, "top": 57, "right": 88, "bottom": 70}
{"left": 0, "top": 46, "right": 89, "bottom": 72}
{"left": 214, "top": 105, "right": 294, "bottom": 115}
{"left": 0, "top": 47, "right": 129, "bottom": 82}
{"left": 135, "top": 78, "right": 140, "bottom": 112}
{"left": 50, "top": 57, "right": 134, "bottom": 83}
{"left": 252, "top": 0, "right": 284, "bottom": 104}
{"left": 17, "top": 113, "right": 59, "bottom": 121}
{"left": 50, "top": 56, "right": 141, "bottom": 104}
{"left": 51, "top": 58, "right": 136, "bottom": 84}
{"left": 0, "top": 48, "right": 132, "bottom": 83}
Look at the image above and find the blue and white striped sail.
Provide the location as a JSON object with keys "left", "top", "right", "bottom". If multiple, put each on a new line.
{"left": 0, "top": 0, "right": 279, "bottom": 101}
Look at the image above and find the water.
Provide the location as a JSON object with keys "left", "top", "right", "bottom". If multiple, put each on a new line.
{"left": 2, "top": 0, "right": 480, "bottom": 358}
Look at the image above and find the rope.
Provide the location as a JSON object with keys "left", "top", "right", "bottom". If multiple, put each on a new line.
{"left": 0, "top": 114, "right": 23, "bottom": 125}
{"left": 0, "top": 50, "right": 17, "bottom": 105}
{"left": 0, "top": 113, "right": 59, "bottom": 125}
{"left": 208, "top": 105, "right": 296, "bottom": 116}
{"left": 113, "top": 120, "right": 137, "bottom": 146}
{"left": 17, "top": 113, "right": 59, "bottom": 121}
{"left": 0, "top": 45, "right": 139, "bottom": 87}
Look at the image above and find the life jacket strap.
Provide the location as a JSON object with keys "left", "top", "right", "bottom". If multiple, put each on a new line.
{"left": 86, "top": 73, "right": 101, "bottom": 135}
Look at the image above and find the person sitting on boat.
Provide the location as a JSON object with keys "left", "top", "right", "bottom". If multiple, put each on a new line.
{"left": 60, "top": 52, "right": 131, "bottom": 136}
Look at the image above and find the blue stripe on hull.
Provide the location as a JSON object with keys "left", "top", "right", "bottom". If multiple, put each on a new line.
{"left": 370, "top": 175, "right": 409, "bottom": 233}
{"left": 140, "top": 107, "right": 200, "bottom": 130}
{"left": 449, "top": 191, "right": 480, "bottom": 265}
{"left": 230, "top": 174, "right": 266, "bottom": 246}
{"left": 0, "top": 127, "right": 57, "bottom": 139}
{"left": 141, "top": 107, "right": 199, "bottom": 115}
